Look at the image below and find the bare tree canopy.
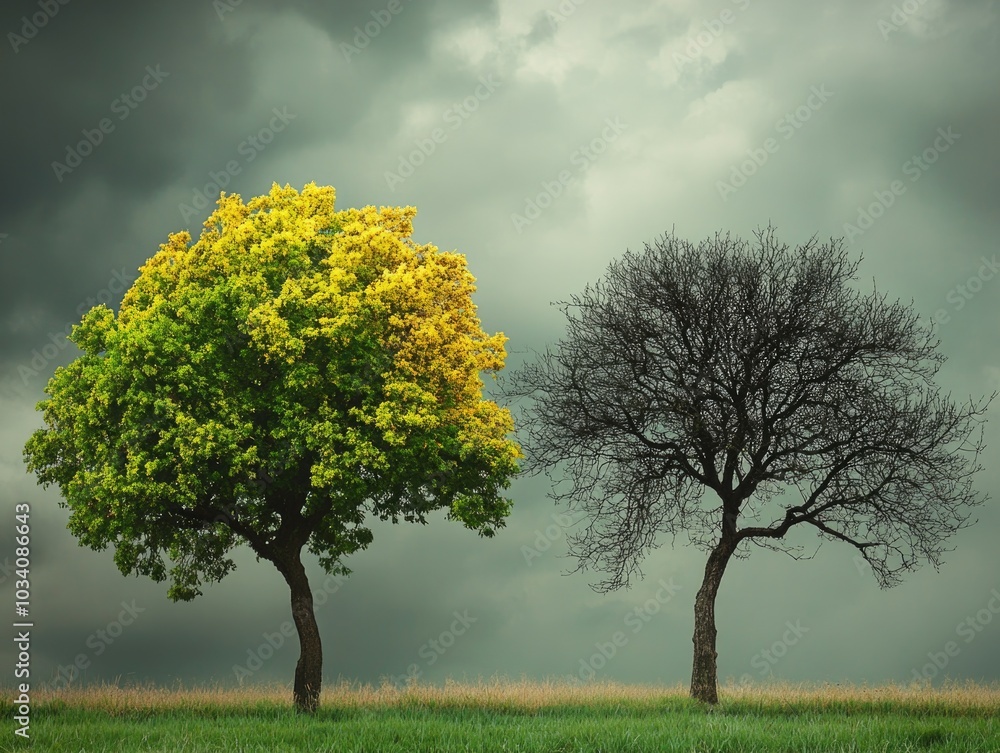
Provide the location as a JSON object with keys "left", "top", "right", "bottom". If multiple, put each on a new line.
{"left": 509, "top": 226, "right": 993, "bottom": 703}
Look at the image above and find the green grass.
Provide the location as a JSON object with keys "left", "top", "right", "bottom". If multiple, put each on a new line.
{"left": 3, "top": 679, "right": 999, "bottom": 752}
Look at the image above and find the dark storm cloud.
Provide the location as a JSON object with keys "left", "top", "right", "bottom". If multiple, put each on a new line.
{"left": 1, "top": 0, "right": 257, "bottom": 369}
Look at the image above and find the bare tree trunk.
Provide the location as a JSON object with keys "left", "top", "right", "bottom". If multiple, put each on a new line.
{"left": 690, "top": 537, "right": 736, "bottom": 705}
{"left": 276, "top": 551, "right": 323, "bottom": 714}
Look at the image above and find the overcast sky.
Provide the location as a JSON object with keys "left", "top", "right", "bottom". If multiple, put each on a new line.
{"left": 2, "top": 0, "right": 999, "bottom": 695}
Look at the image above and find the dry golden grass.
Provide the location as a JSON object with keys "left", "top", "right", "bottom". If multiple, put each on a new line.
{"left": 14, "top": 677, "right": 1000, "bottom": 715}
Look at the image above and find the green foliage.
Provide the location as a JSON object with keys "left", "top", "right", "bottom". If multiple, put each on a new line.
{"left": 24, "top": 183, "right": 520, "bottom": 601}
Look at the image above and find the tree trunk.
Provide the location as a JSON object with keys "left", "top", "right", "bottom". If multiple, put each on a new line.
{"left": 275, "top": 550, "right": 323, "bottom": 714}
{"left": 690, "top": 537, "right": 736, "bottom": 705}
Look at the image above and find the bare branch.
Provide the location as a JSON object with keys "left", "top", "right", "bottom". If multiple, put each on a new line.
{"left": 509, "top": 225, "right": 993, "bottom": 590}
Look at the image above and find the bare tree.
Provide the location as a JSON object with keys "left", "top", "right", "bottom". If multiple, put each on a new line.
{"left": 509, "top": 226, "right": 992, "bottom": 704}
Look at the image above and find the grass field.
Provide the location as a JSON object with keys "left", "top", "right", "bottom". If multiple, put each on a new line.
{"left": 3, "top": 679, "right": 999, "bottom": 752}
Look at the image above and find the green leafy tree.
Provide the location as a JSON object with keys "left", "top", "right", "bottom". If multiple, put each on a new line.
{"left": 24, "top": 183, "right": 521, "bottom": 713}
